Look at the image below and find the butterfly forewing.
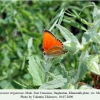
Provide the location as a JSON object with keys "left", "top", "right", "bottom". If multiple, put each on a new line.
{"left": 43, "top": 30, "right": 63, "bottom": 51}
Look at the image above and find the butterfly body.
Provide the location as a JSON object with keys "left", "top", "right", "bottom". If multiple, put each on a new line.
{"left": 43, "top": 30, "right": 67, "bottom": 57}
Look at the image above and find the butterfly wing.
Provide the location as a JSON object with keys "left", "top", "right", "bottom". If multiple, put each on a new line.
{"left": 45, "top": 46, "right": 67, "bottom": 56}
{"left": 43, "top": 30, "right": 63, "bottom": 52}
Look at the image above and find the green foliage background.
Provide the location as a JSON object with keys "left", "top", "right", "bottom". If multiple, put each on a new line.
{"left": 0, "top": 0, "right": 100, "bottom": 89}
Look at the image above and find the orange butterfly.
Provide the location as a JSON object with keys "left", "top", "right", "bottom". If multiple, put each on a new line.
{"left": 43, "top": 30, "right": 67, "bottom": 57}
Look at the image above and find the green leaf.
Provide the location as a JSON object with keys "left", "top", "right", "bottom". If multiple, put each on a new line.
{"left": 27, "top": 38, "right": 33, "bottom": 49}
{"left": 28, "top": 56, "right": 45, "bottom": 86}
{"left": 68, "top": 84, "right": 75, "bottom": 89}
{"left": 2, "top": 50, "right": 10, "bottom": 67}
{"left": 78, "top": 84, "right": 94, "bottom": 89}
{"left": 91, "top": 32, "right": 100, "bottom": 45}
{"left": 39, "top": 77, "right": 67, "bottom": 89}
{"left": 93, "top": 4, "right": 100, "bottom": 23}
{"left": 82, "top": 19, "right": 100, "bottom": 45}
{"left": 63, "top": 41, "right": 83, "bottom": 52}
{"left": 0, "top": 80, "right": 14, "bottom": 89}
{"left": 56, "top": 24, "right": 83, "bottom": 52}
{"left": 20, "top": 9, "right": 32, "bottom": 20}
{"left": 49, "top": 64, "right": 72, "bottom": 89}
{"left": 23, "top": 73, "right": 31, "bottom": 80}
{"left": 93, "top": 44, "right": 98, "bottom": 54}
{"left": 75, "top": 51, "right": 88, "bottom": 83}
{"left": 82, "top": 31, "right": 90, "bottom": 45}
{"left": 86, "top": 55, "right": 100, "bottom": 76}
{"left": 50, "top": 64, "right": 69, "bottom": 78}
{"left": 63, "top": 18, "right": 86, "bottom": 31}
{"left": 56, "top": 24, "right": 79, "bottom": 42}
{"left": 89, "top": 19, "right": 100, "bottom": 44}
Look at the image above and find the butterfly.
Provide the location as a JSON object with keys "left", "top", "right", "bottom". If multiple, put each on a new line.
{"left": 43, "top": 30, "right": 67, "bottom": 57}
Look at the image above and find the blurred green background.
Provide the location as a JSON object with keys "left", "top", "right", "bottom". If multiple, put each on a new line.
{"left": 0, "top": 0, "right": 100, "bottom": 89}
